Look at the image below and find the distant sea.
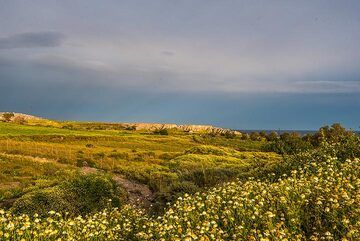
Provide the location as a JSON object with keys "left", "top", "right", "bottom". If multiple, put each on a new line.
{"left": 238, "top": 130, "right": 317, "bottom": 135}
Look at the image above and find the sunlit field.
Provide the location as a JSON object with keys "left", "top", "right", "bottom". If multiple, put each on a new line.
{"left": 1, "top": 0, "right": 359, "bottom": 240}
{"left": 1, "top": 119, "right": 359, "bottom": 240}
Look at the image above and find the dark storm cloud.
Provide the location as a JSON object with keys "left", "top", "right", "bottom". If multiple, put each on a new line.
{"left": 1, "top": 1, "right": 360, "bottom": 93}
{"left": 0, "top": 1, "right": 359, "bottom": 129}
{"left": 0, "top": 31, "right": 65, "bottom": 49}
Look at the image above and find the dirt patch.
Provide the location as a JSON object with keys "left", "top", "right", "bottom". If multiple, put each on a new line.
{"left": 113, "top": 175, "right": 154, "bottom": 208}
{"left": 0, "top": 198, "right": 17, "bottom": 209}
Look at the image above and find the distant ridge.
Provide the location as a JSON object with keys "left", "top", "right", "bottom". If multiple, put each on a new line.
{"left": 0, "top": 112, "right": 240, "bottom": 135}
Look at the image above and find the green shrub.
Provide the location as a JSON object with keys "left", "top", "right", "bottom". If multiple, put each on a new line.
{"left": 262, "top": 132, "right": 313, "bottom": 155}
{"left": 11, "top": 186, "right": 76, "bottom": 216}
{"left": 63, "top": 173, "right": 125, "bottom": 214}
{"left": 108, "top": 152, "right": 129, "bottom": 160}
{"left": 11, "top": 173, "right": 126, "bottom": 216}
{"left": 153, "top": 129, "right": 168, "bottom": 135}
{"left": 57, "top": 157, "right": 72, "bottom": 164}
{"left": 85, "top": 143, "right": 94, "bottom": 148}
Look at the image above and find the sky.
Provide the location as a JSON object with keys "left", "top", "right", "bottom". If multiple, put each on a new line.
{"left": 0, "top": 0, "right": 359, "bottom": 130}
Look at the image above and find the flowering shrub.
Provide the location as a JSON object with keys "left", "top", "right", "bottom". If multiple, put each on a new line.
{"left": 1, "top": 155, "right": 359, "bottom": 240}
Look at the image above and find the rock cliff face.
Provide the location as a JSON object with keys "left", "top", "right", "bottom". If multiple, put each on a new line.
{"left": 121, "top": 122, "right": 240, "bottom": 135}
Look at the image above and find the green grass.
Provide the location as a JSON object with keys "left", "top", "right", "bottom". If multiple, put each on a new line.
{"left": 1, "top": 120, "right": 359, "bottom": 240}
{"left": 0, "top": 122, "right": 106, "bottom": 136}
{"left": 0, "top": 154, "right": 75, "bottom": 202}
{"left": 0, "top": 121, "right": 276, "bottom": 214}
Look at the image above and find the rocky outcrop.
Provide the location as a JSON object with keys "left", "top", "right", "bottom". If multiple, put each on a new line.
{"left": 121, "top": 122, "right": 240, "bottom": 135}
{"left": 0, "top": 112, "right": 43, "bottom": 121}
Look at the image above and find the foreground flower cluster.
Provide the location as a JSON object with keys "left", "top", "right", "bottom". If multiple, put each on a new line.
{"left": 1, "top": 157, "right": 359, "bottom": 240}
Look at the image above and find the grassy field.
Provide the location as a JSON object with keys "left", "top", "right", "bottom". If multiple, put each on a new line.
{"left": 2, "top": 120, "right": 358, "bottom": 240}
{"left": 1, "top": 129, "right": 359, "bottom": 240}
{"left": 0, "top": 121, "right": 272, "bottom": 211}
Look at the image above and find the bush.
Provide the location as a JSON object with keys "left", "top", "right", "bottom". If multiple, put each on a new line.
{"left": 108, "top": 152, "right": 129, "bottom": 160}
{"left": 249, "top": 132, "right": 261, "bottom": 141}
{"left": 262, "top": 132, "right": 312, "bottom": 155}
{"left": 266, "top": 131, "right": 279, "bottom": 141}
{"left": 240, "top": 133, "right": 250, "bottom": 140}
{"left": 11, "top": 186, "right": 76, "bottom": 216}
{"left": 63, "top": 173, "right": 125, "bottom": 214}
{"left": 311, "top": 123, "right": 353, "bottom": 146}
{"left": 11, "top": 173, "right": 126, "bottom": 216}
{"left": 2, "top": 112, "right": 14, "bottom": 122}
{"left": 62, "top": 124, "right": 74, "bottom": 130}
{"left": 153, "top": 129, "right": 168, "bottom": 135}
{"left": 57, "top": 157, "right": 72, "bottom": 164}
{"left": 222, "top": 131, "right": 236, "bottom": 139}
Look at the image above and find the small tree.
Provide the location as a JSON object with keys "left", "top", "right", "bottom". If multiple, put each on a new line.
{"left": 250, "top": 132, "right": 261, "bottom": 141}
{"left": 2, "top": 112, "right": 14, "bottom": 122}
{"left": 267, "top": 131, "right": 279, "bottom": 141}
{"left": 223, "top": 131, "right": 236, "bottom": 139}
{"left": 240, "top": 133, "right": 250, "bottom": 140}
{"left": 259, "top": 131, "right": 267, "bottom": 138}
{"left": 311, "top": 123, "right": 352, "bottom": 146}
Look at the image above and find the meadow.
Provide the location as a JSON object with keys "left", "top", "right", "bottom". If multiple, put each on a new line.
{"left": 0, "top": 118, "right": 359, "bottom": 240}
{"left": 0, "top": 120, "right": 271, "bottom": 212}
